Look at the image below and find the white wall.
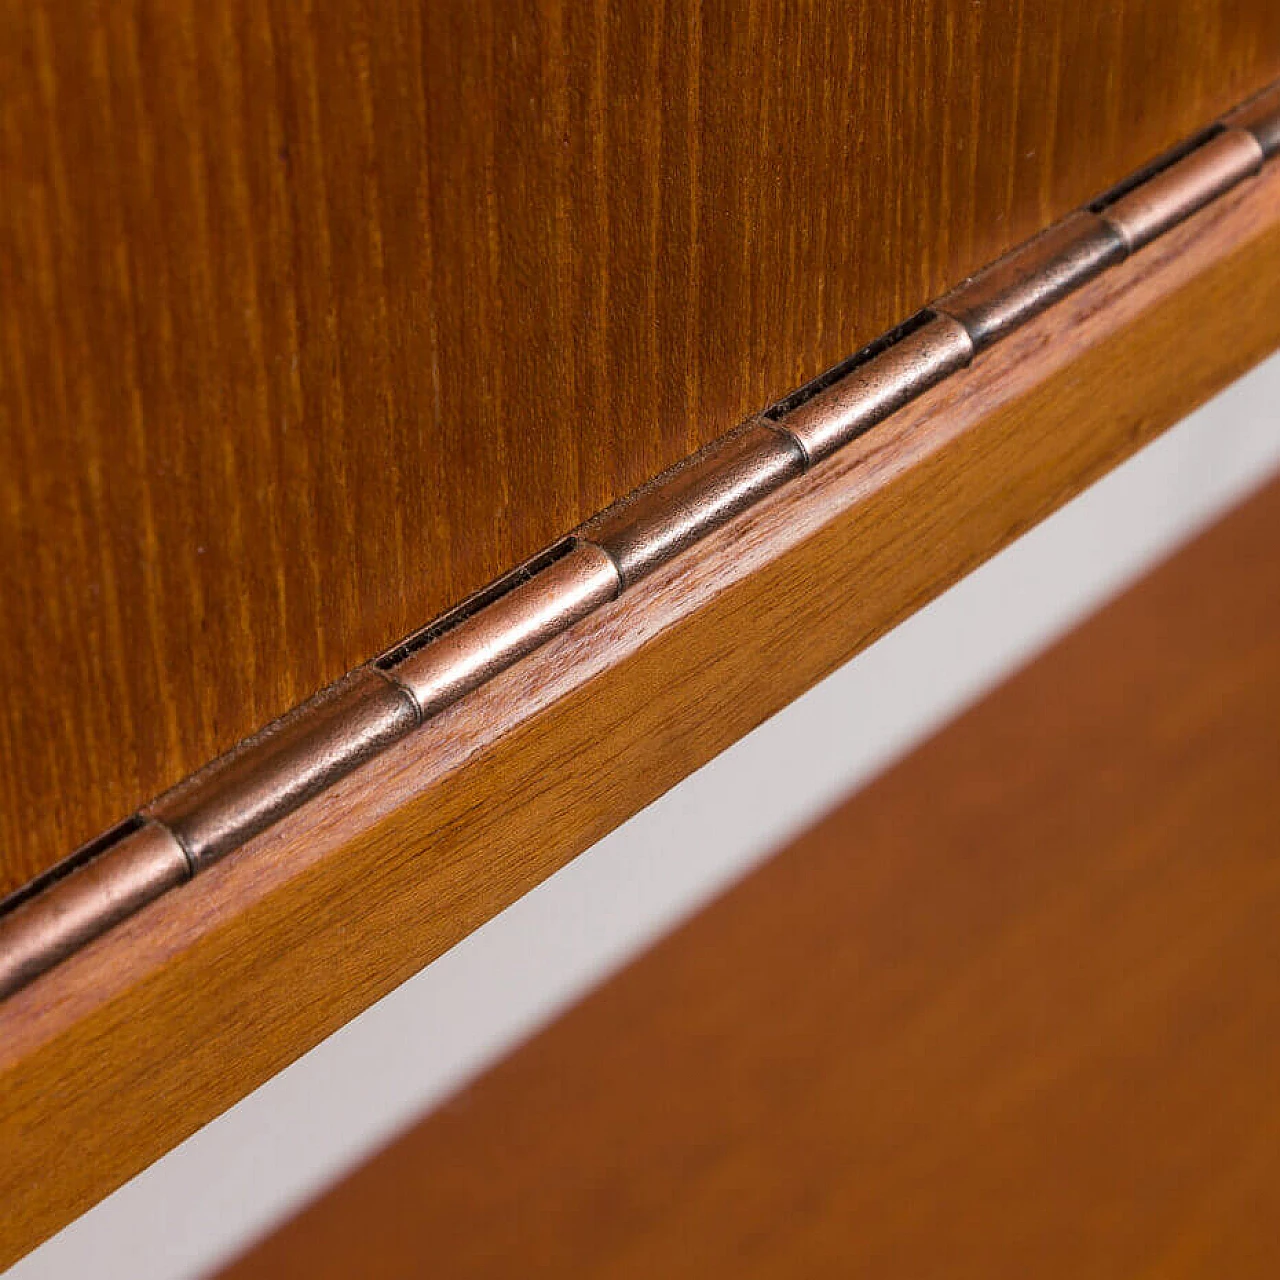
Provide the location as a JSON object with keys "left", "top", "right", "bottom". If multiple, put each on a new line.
{"left": 13, "top": 351, "right": 1280, "bottom": 1280}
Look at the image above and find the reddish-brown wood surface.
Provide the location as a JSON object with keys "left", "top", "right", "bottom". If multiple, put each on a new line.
{"left": 3, "top": 154, "right": 1279, "bottom": 1270}
{"left": 223, "top": 474, "right": 1280, "bottom": 1278}
{"left": 2, "top": 1, "right": 1279, "bottom": 893}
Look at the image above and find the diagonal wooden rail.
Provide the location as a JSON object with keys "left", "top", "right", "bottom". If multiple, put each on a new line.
{"left": 218, "top": 471, "right": 1280, "bottom": 1279}
{"left": 5, "top": 83, "right": 1279, "bottom": 1002}
{"left": 2, "top": 145, "right": 1279, "bottom": 1267}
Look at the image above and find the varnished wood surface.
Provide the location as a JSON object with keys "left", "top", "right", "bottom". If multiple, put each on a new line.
{"left": 3, "top": 159, "right": 1278, "bottom": 1269}
{"left": 221, "top": 472, "right": 1280, "bottom": 1280}
{"left": 2, "top": 2, "right": 1279, "bottom": 894}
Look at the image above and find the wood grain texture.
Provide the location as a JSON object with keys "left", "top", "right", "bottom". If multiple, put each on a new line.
{"left": 3, "top": 157, "right": 1279, "bottom": 1269}
{"left": 219, "top": 471, "right": 1280, "bottom": 1280}
{"left": 2, "top": 1, "right": 1279, "bottom": 894}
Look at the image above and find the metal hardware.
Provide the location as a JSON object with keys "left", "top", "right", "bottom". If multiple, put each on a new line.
{"left": 0, "top": 822, "right": 189, "bottom": 1000}
{"left": 775, "top": 313, "right": 973, "bottom": 464}
{"left": 148, "top": 668, "right": 420, "bottom": 871}
{"left": 936, "top": 212, "right": 1126, "bottom": 350}
{"left": 376, "top": 539, "right": 578, "bottom": 672}
{"left": 382, "top": 542, "right": 620, "bottom": 717}
{"left": 3, "top": 76, "right": 1278, "bottom": 999}
{"left": 0, "top": 815, "right": 147, "bottom": 919}
{"left": 578, "top": 420, "right": 805, "bottom": 587}
{"left": 1099, "top": 129, "right": 1264, "bottom": 251}
{"left": 1225, "top": 82, "right": 1280, "bottom": 158}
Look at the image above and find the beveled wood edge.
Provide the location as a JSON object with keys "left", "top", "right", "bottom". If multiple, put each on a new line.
{"left": 214, "top": 478, "right": 1280, "bottom": 1280}
{"left": 2, "top": 158, "right": 1280, "bottom": 1268}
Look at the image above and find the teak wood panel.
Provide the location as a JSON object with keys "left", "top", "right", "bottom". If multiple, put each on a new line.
{"left": 2, "top": 1, "right": 1279, "bottom": 893}
{"left": 221, "top": 473, "right": 1280, "bottom": 1280}
{"left": 3, "top": 157, "right": 1279, "bottom": 1269}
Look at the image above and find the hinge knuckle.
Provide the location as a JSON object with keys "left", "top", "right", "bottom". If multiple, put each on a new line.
{"left": 0, "top": 821, "right": 188, "bottom": 1000}
{"left": 775, "top": 313, "right": 974, "bottom": 464}
{"left": 381, "top": 542, "right": 621, "bottom": 718}
{"left": 1099, "top": 129, "right": 1264, "bottom": 251}
{"left": 577, "top": 421, "right": 805, "bottom": 587}
{"left": 147, "top": 668, "right": 420, "bottom": 871}
{"left": 936, "top": 212, "right": 1126, "bottom": 350}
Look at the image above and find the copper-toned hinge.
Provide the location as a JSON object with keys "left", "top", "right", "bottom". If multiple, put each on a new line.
{"left": 772, "top": 312, "right": 974, "bottom": 464}
{"left": 935, "top": 212, "right": 1126, "bottom": 351}
{"left": 576, "top": 421, "right": 805, "bottom": 587}
{"left": 1097, "top": 128, "right": 1264, "bottom": 251}
{"left": 3, "top": 77, "right": 1279, "bottom": 1000}
{"left": 1225, "top": 82, "right": 1280, "bottom": 158}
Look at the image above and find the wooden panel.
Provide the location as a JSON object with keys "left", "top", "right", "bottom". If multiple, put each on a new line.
{"left": 3, "top": 156, "right": 1279, "bottom": 1269}
{"left": 220, "top": 473, "right": 1280, "bottom": 1279}
{"left": 2, "top": 1, "right": 1278, "bottom": 894}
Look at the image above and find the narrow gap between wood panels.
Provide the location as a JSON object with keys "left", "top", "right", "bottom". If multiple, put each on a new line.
{"left": 0, "top": 814, "right": 145, "bottom": 920}
{"left": 762, "top": 308, "right": 938, "bottom": 421}
{"left": 1088, "top": 123, "right": 1224, "bottom": 212}
{"left": 374, "top": 536, "right": 578, "bottom": 670}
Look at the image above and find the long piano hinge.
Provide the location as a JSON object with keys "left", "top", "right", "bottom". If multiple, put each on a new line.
{"left": 2, "top": 82, "right": 1278, "bottom": 1000}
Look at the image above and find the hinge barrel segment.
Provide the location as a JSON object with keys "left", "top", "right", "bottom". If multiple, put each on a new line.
{"left": 3, "top": 76, "right": 1279, "bottom": 1001}
{"left": 774, "top": 313, "right": 974, "bottom": 465}
{"left": 936, "top": 212, "right": 1126, "bottom": 350}
{"left": 378, "top": 542, "right": 621, "bottom": 717}
{"left": 0, "top": 822, "right": 189, "bottom": 999}
{"left": 1098, "top": 129, "right": 1264, "bottom": 251}
{"left": 147, "top": 669, "right": 420, "bottom": 872}
{"left": 577, "top": 421, "right": 805, "bottom": 587}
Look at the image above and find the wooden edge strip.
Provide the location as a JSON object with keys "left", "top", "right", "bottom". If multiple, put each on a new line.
{"left": 3, "top": 81, "right": 1279, "bottom": 1002}
{"left": 216, "top": 477, "right": 1280, "bottom": 1280}
{"left": 2, "top": 152, "right": 1280, "bottom": 1268}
